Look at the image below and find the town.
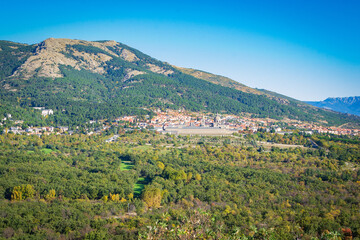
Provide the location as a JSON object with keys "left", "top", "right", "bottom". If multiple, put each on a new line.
{"left": 1, "top": 108, "right": 359, "bottom": 137}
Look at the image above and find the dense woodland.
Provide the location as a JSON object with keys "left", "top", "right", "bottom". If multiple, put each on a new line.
{"left": 0, "top": 130, "right": 359, "bottom": 239}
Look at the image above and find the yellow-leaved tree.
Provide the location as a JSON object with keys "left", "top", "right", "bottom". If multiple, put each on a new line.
{"left": 157, "top": 161, "right": 165, "bottom": 171}
{"left": 142, "top": 186, "right": 162, "bottom": 208}
{"left": 45, "top": 189, "right": 56, "bottom": 201}
{"left": 109, "top": 193, "right": 120, "bottom": 202}
{"left": 11, "top": 184, "right": 35, "bottom": 201}
{"left": 195, "top": 173, "right": 202, "bottom": 181}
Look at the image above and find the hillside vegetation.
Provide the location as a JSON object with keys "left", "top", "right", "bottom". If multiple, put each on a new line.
{"left": 1, "top": 38, "right": 359, "bottom": 127}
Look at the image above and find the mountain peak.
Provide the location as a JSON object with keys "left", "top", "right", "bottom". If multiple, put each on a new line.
{"left": 11, "top": 38, "right": 120, "bottom": 79}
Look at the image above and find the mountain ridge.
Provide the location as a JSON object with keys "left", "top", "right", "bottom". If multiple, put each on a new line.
{"left": 307, "top": 96, "right": 360, "bottom": 116}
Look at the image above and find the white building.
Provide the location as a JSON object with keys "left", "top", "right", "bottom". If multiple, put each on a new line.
{"left": 41, "top": 109, "right": 54, "bottom": 116}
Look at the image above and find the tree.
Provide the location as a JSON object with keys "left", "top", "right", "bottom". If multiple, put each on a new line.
{"left": 195, "top": 174, "right": 202, "bottom": 181}
{"left": 11, "top": 185, "right": 35, "bottom": 201}
{"left": 45, "top": 189, "right": 56, "bottom": 201}
{"left": 109, "top": 193, "right": 120, "bottom": 202}
{"left": 142, "top": 186, "right": 162, "bottom": 208}
{"left": 128, "top": 193, "right": 134, "bottom": 201}
{"left": 187, "top": 172, "right": 193, "bottom": 182}
{"left": 11, "top": 187, "right": 22, "bottom": 201}
{"left": 157, "top": 161, "right": 165, "bottom": 170}
{"left": 169, "top": 170, "right": 187, "bottom": 182}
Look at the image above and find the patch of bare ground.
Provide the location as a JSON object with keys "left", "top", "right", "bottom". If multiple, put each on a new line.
{"left": 11, "top": 38, "right": 123, "bottom": 79}
{"left": 146, "top": 63, "right": 174, "bottom": 76}
{"left": 123, "top": 68, "right": 146, "bottom": 81}
{"left": 120, "top": 49, "right": 139, "bottom": 62}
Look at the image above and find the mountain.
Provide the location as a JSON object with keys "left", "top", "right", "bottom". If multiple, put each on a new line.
{"left": 307, "top": 97, "right": 360, "bottom": 116}
{"left": 175, "top": 67, "right": 293, "bottom": 105}
{"left": 1, "top": 38, "right": 359, "bottom": 127}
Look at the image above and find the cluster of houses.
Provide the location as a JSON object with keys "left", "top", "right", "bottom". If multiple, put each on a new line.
{"left": 1, "top": 108, "right": 359, "bottom": 137}
{"left": 5, "top": 126, "right": 59, "bottom": 136}
{"left": 147, "top": 110, "right": 292, "bottom": 133}
{"left": 132, "top": 110, "right": 359, "bottom": 136}
{"left": 149, "top": 110, "right": 250, "bottom": 130}
{"left": 292, "top": 122, "right": 359, "bottom": 136}
{"left": 91, "top": 110, "right": 360, "bottom": 137}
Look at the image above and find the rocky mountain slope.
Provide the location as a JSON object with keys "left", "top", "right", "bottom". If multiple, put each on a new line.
{"left": 307, "top": 97, "right": 360, "bottom": 116}
{"left": 174, "top": 66, "right": 262, "bottom": 95}
{"left": 1, "top": 38, "right": 359, "bottom": 126}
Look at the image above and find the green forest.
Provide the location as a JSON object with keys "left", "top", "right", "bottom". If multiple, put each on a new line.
{"left": 0, "top": 130, "right": 359, "bottom": 239}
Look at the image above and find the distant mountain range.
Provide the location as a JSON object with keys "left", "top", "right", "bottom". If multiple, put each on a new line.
{"left": 307, "top": 97, "right": 360, "bottom": 116}
{"left": 0, "top": 38, "right": 359, "bottom": 127}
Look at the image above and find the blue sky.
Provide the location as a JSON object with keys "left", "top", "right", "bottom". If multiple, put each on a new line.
{"left": 1, "top": 0, "right": 359, "bottom": 101}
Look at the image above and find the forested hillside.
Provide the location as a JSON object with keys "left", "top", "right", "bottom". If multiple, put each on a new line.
{"left": 1, "top": 38, "right": 359, "bottom": 127}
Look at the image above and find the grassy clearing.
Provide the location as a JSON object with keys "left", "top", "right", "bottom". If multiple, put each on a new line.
{"left": 134, "top": 177, "right": 147, "bottom": 195}
{"left": 120, "top": 160, "right": 134, "bottom": 171}
{"left": 120, "top": 160, "right": 148, "bottom": 195}
{"left": 41, "top": 148, "right": 53, "bottom": 154}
